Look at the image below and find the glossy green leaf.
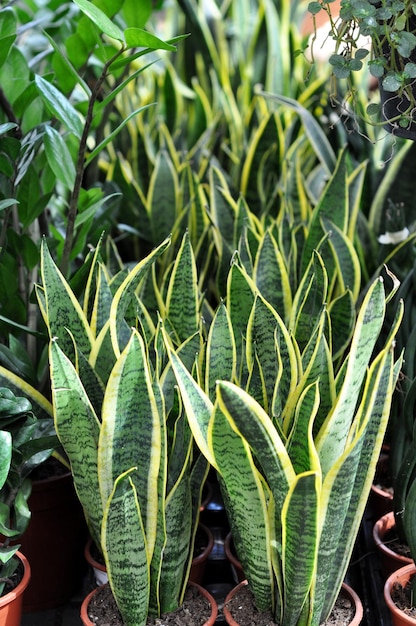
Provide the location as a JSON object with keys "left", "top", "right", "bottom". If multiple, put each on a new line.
{"left": 35, "top": 75, "right": 83, "bottom": 138}
{"left": 124, "top": 28, "right": 176, "bottom": 51}
{"left": 74, "top": 0, "right": 124, "bottom": 41}
{"left": 44, "top": 125, "right": 76, "bottom": 189}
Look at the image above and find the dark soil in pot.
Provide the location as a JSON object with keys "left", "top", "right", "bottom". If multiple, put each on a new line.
{"left": 391, "top": 578, "right": 416, "bottom": 619}
{"left": 224, "top": 583, "right": 356, "bottom": 626}
{"left": 87, "top": 583, "right": 214, "bottom": 625}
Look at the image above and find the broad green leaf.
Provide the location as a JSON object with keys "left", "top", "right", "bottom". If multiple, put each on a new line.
{"left": 210, "top": 401, "right": 274, "bottom": 611}
{"left": 0, "top": 430, "right": 11, "bottom": 490}
{"left": 102, "top": 471, "right": 149, "bottom": 626}
{"left": 147, "top": 151, "right": 178, "bottom": 246}
{"left": 316, "top": 278, "right": 386, "bottom": 476}
{"left": 74, "top": 0, "right": 124, "bottom": 41}
{"left": 124, "top": 28, "right": 176, "bottom": 51}
{"left": 282, "top": 471, "right": 319, "bottom": 626}
{"left": 109, "top": 237, "right": 170, "bottom": 357}
{"left": 216, "top": 381, "right": 295, "bottom": 512}
{"left": 49, "top": 340, "right": 102, "bottom": 547}
{"left": 165, "top": 233, "right": 199, "bottom": 343}
{"left": 99, "top": 330, "right": 161, "bottom": 558}
{"left": 205, "top": 302, "right": 236, "bottom": 401}
{"left": 40, "top": 240, "right": 93, "bottom": 358}
{"left": 35, "top": 75, "right": 83, "bottom": 138}
{"left": 254, "top": 229, "right": 292, "bottom": 319}
{"left": 165, "top": 336, "right": 216, "bottom": 469}
{"left": 159, "top": 467, "right": 192, "bottom": 613}
{"left": 44, "top": 125, "right": 76, "bottom": 189}
{"left": 0, "top": 8, "right": 16, "bottom": 68}
{"left": 301, "top": 149, "right": 349, "bottom": 276}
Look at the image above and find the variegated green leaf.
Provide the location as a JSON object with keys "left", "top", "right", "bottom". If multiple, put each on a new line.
{"left": 286, "top": 382, "right": 321, "bottom": 475}
{"left": 210, "top": 401, "right": 274, "bottom": 611}
{"left": 320, "top": 217, "right": 361, "bottom": 302}
{"left": 327, "top": 291, "right": 355, "bottom": 361}
{"left": 102, "top": 470, "right": 149, "bottom": 626}
{"left": 49, "top": 340, "right": 102, "bottom": 547}
{"left": 165, "top": 335, "right": 216, "bottom": 469}
{"left": 0, "top": 365, "right": 53, "bottom": 420}
{"left": 165, "top": 233, "right": 199, "bottom": 343}
{"left": 159, "top": 466, "right": 192, "bottom": 613}
{"left": 301, "top": 149, "right": 348, "bottom": 275}
{"left": 99, "top": 330, "right": 161, "bottom": 559}
{"left": 253, "top": 229, "right": 292, "bottom": 320}
{"left": 147, "top": 150, "right": 178, "bottom": 245}
{"left": 205, "top": 301, "right": 236, "bottom": 400}
{"left": 289, "top": 251, "right": 328, "bottom": 350}
{"left": 216, "top": 381, "right": 295, "bottom": 513}
{"left": 246, "top": 295, "right": 293, "bottom": 413}
{"left": 226, "top": 260, "right": 257, "bottom": 379}
{"left": 109, "top": 237, "right": 170, "bottom": 357}
{"left": 40, "top": 241, "right": 93, "bottom": 358}
{"left": 315, "top": 278, "right": 386, "bottom": 476}
{"left": 318, "top": 345, "right": 401, "bottom": 622}
{"left": 282, "top": 471, "right": 319, "bottom": 626}
{"left": 89, "top": 264, "right": 114, "bottom": 338}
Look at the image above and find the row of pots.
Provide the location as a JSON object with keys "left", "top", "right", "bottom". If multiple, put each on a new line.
{"left": 0, "top": 456, "right": 413, "bottom": 626}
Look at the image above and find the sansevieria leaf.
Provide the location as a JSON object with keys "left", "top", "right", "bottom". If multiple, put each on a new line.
{"left": 102, "top": 470, "right": 149, "bottom": 626}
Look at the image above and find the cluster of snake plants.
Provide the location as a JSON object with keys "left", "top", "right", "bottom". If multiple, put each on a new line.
{"left": 35, "top": 234, "right": 208, "bottom": 626}
{"left": 167, "top": 253, "right": 402, "bottom": 625}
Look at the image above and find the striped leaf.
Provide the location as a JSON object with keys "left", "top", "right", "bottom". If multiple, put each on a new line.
{"left": 253, "top": 229, "right": 292, "bottom": 319}
{"left": 205, "top": 301, "right": 236, "bottom": 400}
{"left": 159, "top": 465, "right": 192, "bottom": 613}
{"left": 0, "top": 366, "right": 53, "bottom": 420}
{"left": 40, "top": 241, "right": 93, "bottom": 359}
{"left": 49, "top": 340, "right": 102, "bottom": 547}
{"left": 216, "top": 382, "right": 295, "bottom": 514}
{"left": 315, "top": 278, "right": 386, "bottom": 476}
{"left": 102, "top": 470, "right": 149, "bottom": 626}
{"left": 320, "top": 217, "right": 361, "bottom": 302}
{"left": 210, "top": 401, "right": 274, "bottom": 611}
{"left": 226, "top": 260, "right": 257, "bottom": 379}
{"left": 165, "top": 233, "right": 199, "bottom": 343}
{"left": 164, "top": 333, "right": 217, "bottom": 469}
{"left": 289, "top": 251, "right": 328, "bottom": 351}
{"left": 147, "top": 150, "right": 179, "bottom": 245}
{"left": 318, "top": 345, "right": 402, "bottom": 621}
{"left": 109, "top": 237, "right": 170, "bottom": 357}
{"left": 246, "top": 296, "right": 292, "bottom": 414}
{"left": 327, "top": 291, "right": 355, "bottom": 361}
{"left": 301, "top": 149, "right": 348, "bottom": 276}
{"left": 99, "top": 330, "right": 161, "bottom": 559}
{"left": 282, "top": 471, "right": 319, "bottom": 626}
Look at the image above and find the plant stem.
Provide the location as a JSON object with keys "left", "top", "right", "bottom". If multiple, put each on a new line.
{"left": 60, "top": 47, "right": 125, "bottom": 277}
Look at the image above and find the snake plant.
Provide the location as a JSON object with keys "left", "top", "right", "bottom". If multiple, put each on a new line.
{"left": 36, "top": 235, "right": 208, "bottom": 626}
{"left": 166, "top": 253, "right": 403, "bottom": 625}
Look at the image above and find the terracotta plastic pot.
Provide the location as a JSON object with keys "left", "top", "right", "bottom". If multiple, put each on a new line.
{"left": 373, "top": 512, "right": 413, "bottom": 579}
{"left": 369, "top": 446, "right": 393, "bottom": 519}
{"left": 224, "top": 532, "right": 245, "bottom": 584}
{"left": 80, "top": 581, "right": 218, "bottom": 626}
{"left": 0, "top": 551, "right": 31, "bottom": 626}
{"left": 223, "top": 580, "right": 363, "bottom": 625}
{"left": 84, "top": 538, "right": 108, "bottom": 586}
{"left": 384, "top": 564, "right": 416, "bottom": 625}
{"left": 16, "top": 467, "right": 87, "bottom": 611}
{"left": 189, "top": 523, "right": 215, "bottom": 585}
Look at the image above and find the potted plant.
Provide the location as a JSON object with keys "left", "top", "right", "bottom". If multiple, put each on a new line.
{"left": 308, "top": 0, "right": 416, "bottom": 138}
{"left": 165, "top": 248, "right": 402, "bottom": 625}
{"left": 0, "top": 387, "right": 57, "bottom": 625}
{"left": 37, "top": 235, "right": 217, "bottom": 626}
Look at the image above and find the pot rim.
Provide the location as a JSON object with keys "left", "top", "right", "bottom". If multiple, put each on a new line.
{"left": 223, "top": 580, "right": 363, "bottom": 626}
{"left": 384, "top": 564, "right": 416, "bottom": 624}
{"left": 0, "top": 550, "right": 31, "bottom": 608}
